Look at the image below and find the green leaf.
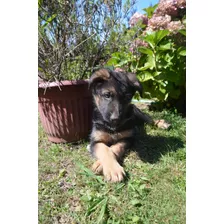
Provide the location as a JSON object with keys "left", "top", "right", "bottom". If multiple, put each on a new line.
{"left": 154, "top": 79, "right": 167, "bottom": 87}
{"left": 158, "top": 42, "right": 172, "bottom": 51}
{"left": 96, "top": 198, "right": 108, "bottom": 224}
{"left": 143, "top": 30, "right": 169, "bottom": 48}
{"left": 132, "top": 216, "right": 140, "bottom": 222}
{"left": 138, "top": 54, "right": 148, "bottom": 67}
{"left": 138, "top": 60, "right": 155, "bottom": 71}
{"left": 143, "top": 4, "right": 158, "bottom": 18}
{"left": 115, "top": 183, "right": 126, "bottom": 191}
{"left": 111, "top": 52, "right": 121, "bottom": 58}
{"left": 179, "top": 50, "right": 186, "bottom": 56}
{"left": 158, "top": 52, "right": 174, "bottom": 69}
{"left": 155, "top": 30, "right": 170, "bottom": 44}
{"left": 159, "top": 86, "right": 166, "bottom": 94}
{"left": 117, "top": 60, "right": 129, "bottom": 67}
{"left": 138, "top": 55, "right": 156, "bottom": 71}
{"left": 106, "top": 58, "right": 118, "bottom": 66}
{"left": 86, "top": 197, "right": 105, "bottom": 216}
{"left": 177, "top": 46, "right": 186, "bottom": 56}
{"left": 137, "top": 71, "right": 155, "bottom": 82}
{"left": 138, "top": 47, "right": 153, "bottom": 56}
{"left": 43, "top": 14, "right": 57, "bottom": 28}
{"left": 164, "top": 92, "right": 169, "bottom": 100}
{"left": 179, "top": 49, "right": 186, "bottom": 56}
{"left": 76, "top": 161, "right": 105, "bottom": 184}
{"left": 142, "top": 33, "right": 156, "bottom": 49}
{"left": 178, "top": 29, "right": 186, "bottom": 36}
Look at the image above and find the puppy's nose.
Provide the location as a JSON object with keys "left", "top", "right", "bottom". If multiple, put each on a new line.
{"left": 111, "top": 117, "right": 119, "bottom": 122}
{"left": 110, "top": 112, "right": 120, "bottom": 124}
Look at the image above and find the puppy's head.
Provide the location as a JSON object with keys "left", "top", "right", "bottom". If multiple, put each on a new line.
{"left": 89, "top": 68, "right": 142, "bottom": 126}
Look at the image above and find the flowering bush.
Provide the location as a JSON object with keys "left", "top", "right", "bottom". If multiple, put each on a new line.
{"left": 129, "top": 12, "right": 148, "bottom": 27}
{"left": 107, "top": 0, "right": 186, "bottom": 115}
{"left": 126, "top": 0, "right": 186, "bottom": 53}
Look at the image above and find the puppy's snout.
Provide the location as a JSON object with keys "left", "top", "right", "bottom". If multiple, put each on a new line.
{"left": 110, "top": 111, "right": 120, "bottom": 124}
{"left": 110, "top": 113, "right": 119, "bottom": 121}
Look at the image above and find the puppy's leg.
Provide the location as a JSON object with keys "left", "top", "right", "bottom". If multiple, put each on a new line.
{"left": 110, "top": 141, "right": 129, "bottom": 161}
{"left": 92, "top": 141, "right": 130, "bottom": 176}
{"left": 132, "top": 104, "right": 171, "bottom": 129}
{"left": 153, "top": 119, "right": 171, "bottom": 129}
{"left": 91, "top": 143, "right": 125, "bottom": 182}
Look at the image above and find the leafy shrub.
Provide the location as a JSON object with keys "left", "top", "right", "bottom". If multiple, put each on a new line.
{"left": 38, "top": 0, "right": 137, "bottom": 81}
{"left": 107, "top": 0, "right": 186, "bottom": 115}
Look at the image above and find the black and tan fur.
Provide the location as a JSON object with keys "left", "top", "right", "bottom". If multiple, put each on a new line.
{"left": 89, "top": 68, "right": 170, "bottom": 182}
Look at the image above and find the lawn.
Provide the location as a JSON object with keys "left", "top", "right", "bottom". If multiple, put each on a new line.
{"left": 38, "top": 109, "right": 186, "bottom": 224}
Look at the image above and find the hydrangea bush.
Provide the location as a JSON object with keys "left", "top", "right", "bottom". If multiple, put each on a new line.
{"left": 107, "top": 0, "right": 186, "bottom": 115}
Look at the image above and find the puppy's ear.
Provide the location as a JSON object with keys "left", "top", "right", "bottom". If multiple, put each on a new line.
{"left": 89, "top": 69, "right": 110, "bottom": 89}
{"left": 126, "top": 72, "right": 143, "bottom": 97}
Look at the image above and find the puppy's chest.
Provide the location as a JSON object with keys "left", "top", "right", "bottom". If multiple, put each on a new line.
{"left": 92, "top": 129, "right": 134, "bottom": 145}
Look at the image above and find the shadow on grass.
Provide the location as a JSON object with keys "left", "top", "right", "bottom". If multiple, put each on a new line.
{"left": 131, "top": 133, "right": 184, "bottom": 164}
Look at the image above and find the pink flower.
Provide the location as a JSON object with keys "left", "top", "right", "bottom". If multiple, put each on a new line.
{"left": 147, "top": 15, "right": 171, "bottom": 31}
{"left": 156, "top": 0, "right": 178, "bottom": 17}
{"left": 129, "top": 47, "right": 134, "bottom": 53}
{"left": 129, "top": 12, "right": 149, "bottom": 27}
{"left": 167, "top": 21, "right": 184, "bottom": 32}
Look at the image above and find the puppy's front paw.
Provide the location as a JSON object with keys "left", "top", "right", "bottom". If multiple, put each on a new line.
{"left": 155, "top": 119, "right": 171, "bottom": 129}
{"left": 103, "top": 160, "right": 126, "bottom": 183}
{"left": 92, "top": 160, "right": 103, "bottom": 175}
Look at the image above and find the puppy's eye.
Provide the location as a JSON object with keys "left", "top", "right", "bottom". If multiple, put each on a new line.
{"left": 103, "top": 92, "right": 111, "bottom": 99}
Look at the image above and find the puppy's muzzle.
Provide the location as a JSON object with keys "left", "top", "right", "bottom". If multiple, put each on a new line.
{"left": 110, "top": 111, "right": 120, "bottom": 125}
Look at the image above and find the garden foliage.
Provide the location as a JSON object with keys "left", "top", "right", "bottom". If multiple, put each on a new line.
{"left": 38, "top": 0, "right": 137, "bottom": 81}
{"left": 38, "top": 0, "right": 186, "bottom": 114}
{"left": 107, "top": 0, "right": 186, "bottom": 114}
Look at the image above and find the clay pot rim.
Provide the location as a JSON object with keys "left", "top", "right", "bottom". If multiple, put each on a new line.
{"left": 38, "top": 79, "right": 89, "bottom": 89}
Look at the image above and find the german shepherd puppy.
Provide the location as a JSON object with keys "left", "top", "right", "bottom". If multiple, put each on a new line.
{"left": 89, "top": 68, "right": 170, "bottom": 182}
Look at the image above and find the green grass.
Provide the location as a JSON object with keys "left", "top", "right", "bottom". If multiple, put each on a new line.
{"left": 39, "top": 110, "right": 186, "bottom": 224}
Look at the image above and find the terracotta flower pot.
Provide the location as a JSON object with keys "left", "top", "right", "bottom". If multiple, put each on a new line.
{"left": 38, "top": 80, "right": 93, "bottom": 143}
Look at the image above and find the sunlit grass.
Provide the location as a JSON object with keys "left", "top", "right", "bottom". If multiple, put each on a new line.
{"left": 39, "top": 110, "right": 186, "bottom": 224}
